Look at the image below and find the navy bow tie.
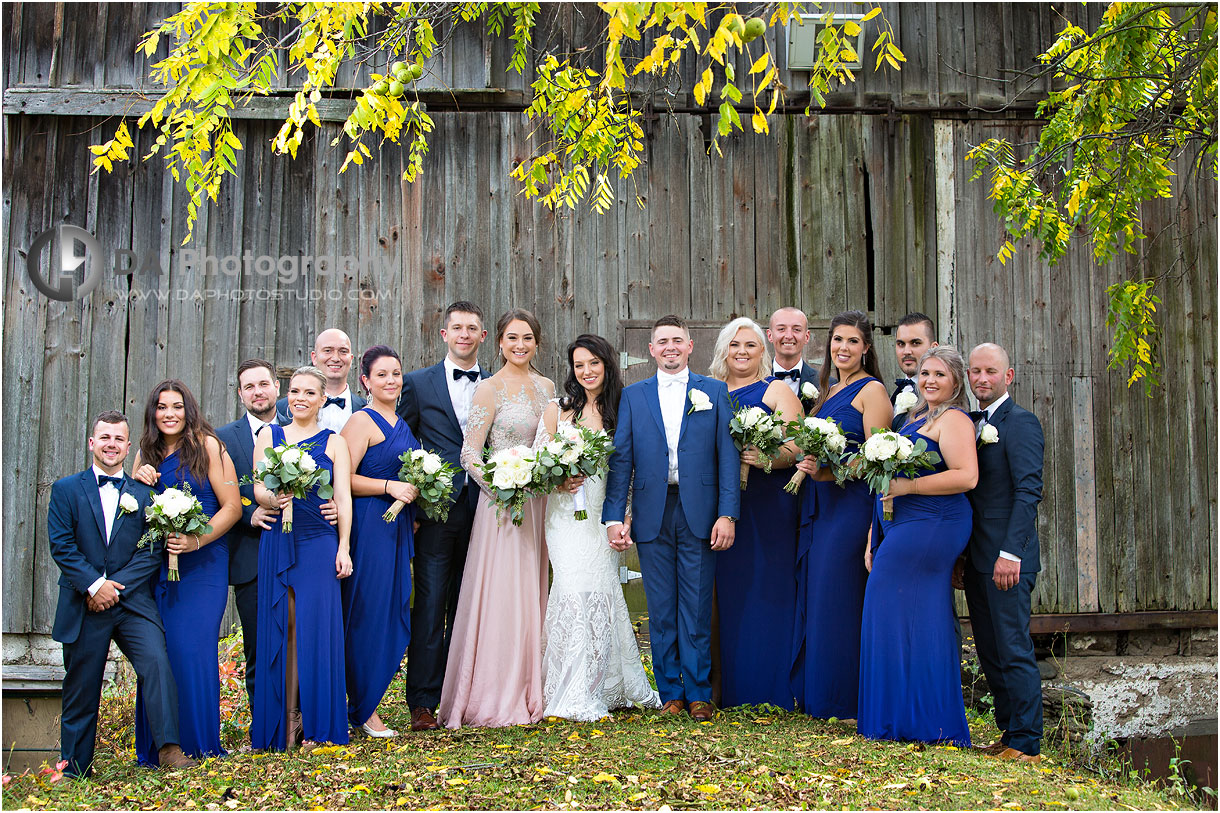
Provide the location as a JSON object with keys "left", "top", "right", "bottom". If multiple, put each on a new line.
{"left": 969, "top": 410, "right": 987, "bottom": 423}
{"left": 97, "top": 474, "right": 123, "bottom": 489}
{"left": 773, "top": 369, "right": 800, "bottom": 381}
{"left": 894, "top": 377, "right": 915, "bottom": 391}
{"left": 325, "top": 396, "right": 346, "bottom": 409}
{"left": 452, "top": 368, "right": 479, "bottom": 383}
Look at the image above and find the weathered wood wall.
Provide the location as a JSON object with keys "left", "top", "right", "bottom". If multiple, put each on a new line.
{"left": 3, "top": 3, "right": 1214, "bottom": 641}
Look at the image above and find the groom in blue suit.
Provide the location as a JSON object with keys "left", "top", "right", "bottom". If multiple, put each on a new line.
{"left": 48, "top": 411, "right": 195, "bottom": 776}
{"left": 602, "top": 315, "right": 740, "bottom": 722}
{"left": 960, "top": 343, "right": 1045, "bottom": 762}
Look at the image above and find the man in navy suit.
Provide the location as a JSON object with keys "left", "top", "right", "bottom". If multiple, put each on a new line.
{"left": 215, "top": 359, "right": 283, "bottom": 710}
{"left": 275, "top": 328, "right": 366, "bottom": 429}
{"left": 959, "top": 342, "right": 1045, "bottom": 762}
{"left": 48, "top": 411, "right": 196, "bottom": 776}
{"left": 602, "top": 315, "right": 740, "bottom": 722}
{"left": 891, "top": 312, "right": 938, "bottom": 430}
{"left": 397, "top": 301, "right": 489, "bottom": 731}
{"left": 218, "top": 359, "right": 340, "bottom": 713}
{"left": 766, "top": 307, "right": 821, "bottom": 409}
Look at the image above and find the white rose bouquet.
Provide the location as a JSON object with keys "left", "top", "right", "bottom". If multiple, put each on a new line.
{"left": 531, "top": 423, "right": 615, "bottom": 520}
{"left": 242, "top": 441, "right": 333, "bottom": 532}
{"left": 480, "top": 445, "right": 537, "bottom": 526}
{"left": 384, "top": 448, "right": 456, "bottom": 523}
{"left": 139, "top": 485, "right": 213, "bottom": 581}
{"left": 782, "top": 416, "right": 849, "bottom": 494}
{"left": 729, "top": 405, "right": 788, "bottom": 489}
{"left": 847, "top": 429, "right": 942, "bottom": 520}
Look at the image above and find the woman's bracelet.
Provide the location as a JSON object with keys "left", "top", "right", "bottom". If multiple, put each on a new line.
{"left": 384, "top": 479, "right": 389, "bottom": 494}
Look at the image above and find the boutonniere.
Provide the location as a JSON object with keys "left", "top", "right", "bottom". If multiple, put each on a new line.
{"left": 801, "top": 382, "right": 818, "bottom": 401}
{"left": 978, "top": 424, "right": 999, "bottom": 446}
{"left": 118, "top": 493, "right": 139, "bottom": 517}
{"left": 894, "top": 390, "right": 918, "bottom": 415}
{"left": 687, "top": 389, "right": 712, "bottom": 414}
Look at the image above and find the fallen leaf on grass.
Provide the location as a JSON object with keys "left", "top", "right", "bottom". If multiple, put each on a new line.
{"left": 445, "top": 778, "right": 469, "bottom": 786}
{"left": 831, "top": 738, "right": 853, "bottom": 746}
{"left": 590, "top": 730, "right": 605, "bottom": 737}
{"left": 567, "top": 732, "right": 582, "bottom": 741}
{"left": 628, "top": 792, "right": 648, "bottom": 801}
{"left": 694, "top": 784, "right": 720, "bottom": 794}
{"left": 592, "top": 772, "right": 619, "bottom": 783}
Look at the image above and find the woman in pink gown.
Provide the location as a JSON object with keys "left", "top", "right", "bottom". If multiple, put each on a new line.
{"left": 438, "top": 309, "right": 555, "bottom": 728}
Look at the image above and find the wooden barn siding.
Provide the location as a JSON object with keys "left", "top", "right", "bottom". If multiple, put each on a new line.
{"left": 3, "top": 3, "right": 1215, "bottom": 635}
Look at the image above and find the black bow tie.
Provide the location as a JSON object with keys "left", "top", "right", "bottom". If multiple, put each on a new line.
{"left": 773, "top": 369, "right": 800, "bottom": 381}
{"left": 97, "top": 474, "right": 123, "bottom": 489}
{"left": 969, "top": 410, "right": 987, "bottom": 423}
{"left": 325, "top": 396, "right": 346, "bottom": 409}
{"left": 894, "top": 378, "right": 915, "bottom": 391}
{"left": 452, "top": 368, "right": 479, "bottom": 383}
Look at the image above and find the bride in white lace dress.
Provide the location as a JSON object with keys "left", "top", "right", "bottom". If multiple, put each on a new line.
{"left": 538, "top": 336, "right": 661, "bottom": 721}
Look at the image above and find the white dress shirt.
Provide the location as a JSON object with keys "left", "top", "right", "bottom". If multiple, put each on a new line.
{"left": 317, "top": 385, "right": 355, "bottom": 433}
{"left": 656, "top": 368, "right": 689, "bottom": 485}
{"left": 88, "top": 465, "right": 123, "bottom": 596}
{"left": 245, "top": 411, "right": 275, "bottom": 445}
{"left": 773, "top": 360, "right": 803, "bottom": 397}
{"left": 977, "top": 393, "right": 1019, "bottom": 563}
{"left": 444, "top": 357, "right": 482, "bottom": 435}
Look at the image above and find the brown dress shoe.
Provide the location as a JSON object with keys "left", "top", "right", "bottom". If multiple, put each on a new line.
{"left": 157, "top": 744, "right": 199, "bottom": 769}
{"left": 688, "top": 701, "right": 716, "bottom": 722}
{"left": 996, "top": 747, "right": 1042, "bottom": 763}
{"left": 659, "top": 699, "right": 686, "bottom": 715}
{"left": 410, "top": 706, "right": 440, "bottom": 732}
{"left": 976, "top": 741, "right": 1008, "bottom": 756}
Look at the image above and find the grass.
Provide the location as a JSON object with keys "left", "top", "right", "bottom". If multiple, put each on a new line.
{"left": 2, "top": 634, "right": 1199, "bottom": 811}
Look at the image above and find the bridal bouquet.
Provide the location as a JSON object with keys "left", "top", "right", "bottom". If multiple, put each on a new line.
{"left": 729, "top": 405, "right": 788, "bottom": 489}
{"left": 384, "top": 448, "right": 456, "bottom": 523}
{"left": 139, "top": 485, "right": 212, "bottom": 581}
{"left": 531, "top": 423, "right": 615, "bottom": 520}
{"left": 847, "top": 429, "right": 942, "bottom": 520}
{"left": 782, "top": 416, "right": 849, "bottom": 494}
{"left": 481, "top": 445, "right": 537, "bottom": 526}
{"left": 242, "top": 441, "right": 333, "bottom": 532}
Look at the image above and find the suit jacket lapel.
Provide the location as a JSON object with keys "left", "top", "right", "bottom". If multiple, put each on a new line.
{"left": 109, "top": 478, "right": 137, "bottom": 545}
{"left": 679, "top": 375, "right": 697, "bottom": 440}
{"left": 234, "top": 419, "right": 257, "bottom": 474}
{"left": 990, "top": 397, "right": 1014, "bottom": 428}
{"left": 83, "top": 471, "right": 108, "bottom": 542}
{"left": 643, "top": 377, "right": 667, "bottom": 439}
{"left": 430, "top": 362, "right": 463, "bottom": 438}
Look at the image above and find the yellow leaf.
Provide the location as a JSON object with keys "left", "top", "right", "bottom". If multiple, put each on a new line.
{"left": 567, "top": 732, "right": 582, "bottom": 740}
{"left": 831, "top": 738, "right": 853, "bottom": 745}
{"left": 751, "top": 111, "right": 769, "bottom": 134}
{"left": 590, "top": 729, "right": 605, "bottom": 737}
{"left": 592, "top": 772, "right": 619, "bottom": 783}
{"left": 861, "top": 7, "right": 881, "bottom": 21}
{"left": 844, "top": 21, "right": 861, "bottom": 36}
{"left": 749, "top": 53, "right": 770, "bottom": 74}
{"left": 695, "top": 784, "right": 720, "bottom": 794}
{"left": 446, "top": 777, "right": 470, "bottom": 786}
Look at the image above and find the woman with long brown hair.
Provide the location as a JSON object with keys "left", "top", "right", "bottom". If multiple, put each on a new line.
{"left": 438, "top": 309, "right": 555, "bottom": 728}
{"left": 131, "top": 379, "right": 240, "bottom": 765}
{"left": 789, "top": 311, "right": 892, "bottom": 720}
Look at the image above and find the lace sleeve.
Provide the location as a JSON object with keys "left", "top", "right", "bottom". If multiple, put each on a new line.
{"left": 461, "top": 380, "right": 497, "bottom": 494}
{"left": 532, "top": 399, "right": 561, "bottom": 449}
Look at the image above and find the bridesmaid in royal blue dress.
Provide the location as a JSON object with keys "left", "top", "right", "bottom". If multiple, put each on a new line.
{"left": 858, "top": 346, "right": 977, "bottom": 746}
{"left": 340, "top": 346, "right": 420, "bottom": 738}
{"left": 790, "top": 311, "right": 892, "bottom": 719}
{"left": 132, "top": 380, "right": 241, "bottom": 765}
{"left": 708, "top": 318, "right": 804, "bottom": 709}
{"left": 252, "top": 366, "right": 354, "bottom": 750}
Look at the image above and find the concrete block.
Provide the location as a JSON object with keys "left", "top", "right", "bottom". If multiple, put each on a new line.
{"left": 1068, "top": 632, "right": 1118, "bottom": 655}
{"left": 1124, "top": 630, "right": 1181, "bottom": 657}
{"left": 1189, "top": 627, "right": 1218, "bottom": 657}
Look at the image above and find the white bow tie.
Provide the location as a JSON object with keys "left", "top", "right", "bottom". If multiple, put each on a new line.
{"left": 660, "top": 375, "right": 688, "bottom": 388}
